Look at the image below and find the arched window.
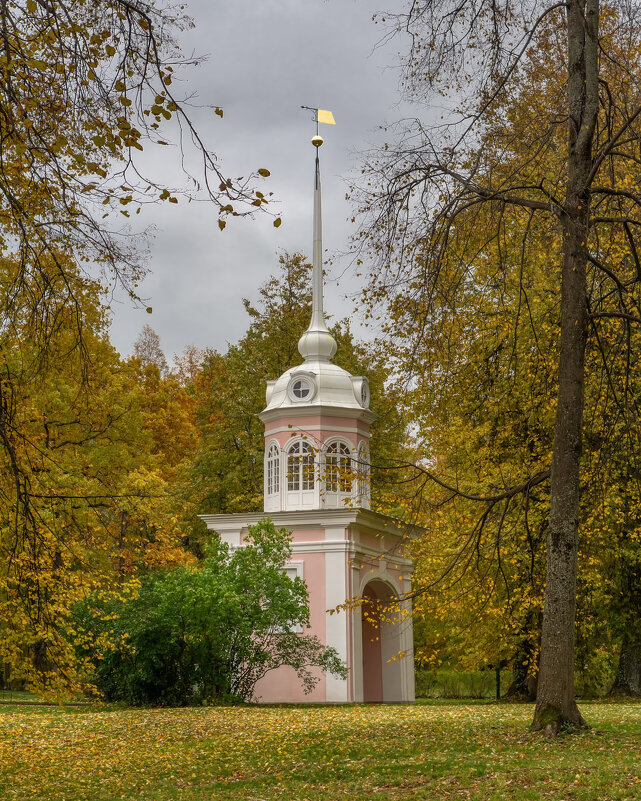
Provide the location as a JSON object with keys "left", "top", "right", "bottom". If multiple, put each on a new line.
{"left": 266, "top": 443, "right": 280, "bottom": 496}
{"left": 287, "top": 441, "right": 315, "bottom": 491}
{"left": 325, "top": 441, "right": 352, "bottom": 493}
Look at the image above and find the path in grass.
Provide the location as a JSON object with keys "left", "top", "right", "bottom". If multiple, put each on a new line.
{"left": 1, "top": 701, "right": 640, "bottom": 800}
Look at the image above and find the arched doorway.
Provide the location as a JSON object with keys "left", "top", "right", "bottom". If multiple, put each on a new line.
{"left": 362, "top": 584, "right": 383, "bottom": 701}
{"left": 361, "top": 580, "right": 404, "bottom": 702}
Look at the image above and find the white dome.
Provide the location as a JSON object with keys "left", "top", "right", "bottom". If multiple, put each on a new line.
{"left": 261, "top": 359, "right": 370, "bottom": 416}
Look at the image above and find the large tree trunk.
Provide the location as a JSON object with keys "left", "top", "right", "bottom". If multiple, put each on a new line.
{"left": 609, "top": 637, "right": 641, "bottom": 697}
{"left": 532, "top": 0, "right": 598, "bottom": 734}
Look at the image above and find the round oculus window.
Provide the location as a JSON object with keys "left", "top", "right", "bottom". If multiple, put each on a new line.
{"left": 360, "top": 379, "right": 370, "bottom": 408}
{"left": 288, "top": 375, "right": 315, "bottom": 402}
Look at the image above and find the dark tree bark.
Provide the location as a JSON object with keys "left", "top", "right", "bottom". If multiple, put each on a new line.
{"left": 532, "top": 0, "right": 598, "bottom": 734}
{"left": 609, "top": 637, "right": 641, "bottom": 697}
{"left": 506, "top": 635, "right": 538, "bottom": 702}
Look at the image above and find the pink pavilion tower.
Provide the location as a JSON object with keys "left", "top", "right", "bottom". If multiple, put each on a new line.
{"left": 201, "top": 114, "right": 415, "bottom": 703}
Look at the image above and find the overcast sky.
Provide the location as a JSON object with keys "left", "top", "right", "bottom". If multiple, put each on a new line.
{"left": 108, "top": 0, "right": 413, "bottom": 361}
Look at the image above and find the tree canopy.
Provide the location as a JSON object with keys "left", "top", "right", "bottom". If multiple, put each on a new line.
{"left": 355, "top": 0, "right": 641, "bottom": 731}
{"left": 0, "top": 0, "right": 276, "bottom": 694}
{"left": 0, "top": 257, "right": 192, "bottom": 693}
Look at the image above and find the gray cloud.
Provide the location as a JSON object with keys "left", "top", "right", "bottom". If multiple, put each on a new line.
{"left": 108, "top": 0, "right": 412, "bottom": 361}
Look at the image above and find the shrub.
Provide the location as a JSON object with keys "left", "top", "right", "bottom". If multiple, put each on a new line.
{"left": 75, "top": 519, "right": 346, "bottom": 704}
{"left": 415, "top": 669, "right": 511, "bottom": 699}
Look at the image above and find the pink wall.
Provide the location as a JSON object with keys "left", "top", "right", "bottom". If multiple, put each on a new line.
{"left": 264, "top": 413, "right": 370, "bottom": 452}
{"left": 290, "top": 528, "right": 326, "bottom": 542}
{"left": 303, "top": 552, "right": 326, "bottom": 637}
{"left": 240, "top": 527, "right": 327, "bottom": 544}
{"left": 254, "top": 664, "right": 327, "bottom": 703}
{"left": 253, "top": 549, "right": 328, "bottom": 703}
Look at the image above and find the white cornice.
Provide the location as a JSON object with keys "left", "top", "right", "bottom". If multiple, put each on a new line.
{"left": 199, "top": 507, "right": 424, "bottom": 540}
{"left": 258, "top": 404, "right": 377, "bottom": 426}
{"left": 289, "top": 539, "right": 414, "bottom": 567}
{"left": 220, "top": 535, "right": 413, "bottom": 567}
{"left": 224, "top": 536, "right": 413, "bottom": 568}
{"left": 262, "top": 423, "right": 372, "bottom": 439}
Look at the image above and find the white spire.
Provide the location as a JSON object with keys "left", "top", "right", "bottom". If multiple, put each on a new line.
{"left": 298, "top": 136, "right": 337, "bottom": 362}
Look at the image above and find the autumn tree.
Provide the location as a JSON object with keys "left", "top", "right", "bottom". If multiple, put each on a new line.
{"left": 396, "top": 33, "right": 641, "bottom": 696}
{"left": 0, "top": 0, "right": 273, "bottom": 371}
{"left": 173, "top": 345, "right": 206, "bottom": 387}
{"left": 0, "top": 1, "right": 271, "bottom": 690}
{"left": 0, "top": 2, "right": 271, "bottom": 551}
{"left": 0, "top": 255, "right": 192, "bottom": 694}
{"left": 0, "top": 0, "right": 271, "bottom": 273}
{"left": 133, "top": 325, "right": 169, "bottom": 377}
{"left": 395, "top": 195, "right": 556, "bottom": 695}
{"left": 357, "top": 0, "right": 641, "bottom": 731}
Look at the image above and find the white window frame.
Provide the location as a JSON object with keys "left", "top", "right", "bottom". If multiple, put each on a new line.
{"left": 323, "top": 438, "right": 354, "bottom": 508}
{"left": 282, "top": 561, "right": 305, "bottom": 633}
{"left": 285, "top": 439, "right": 316, "bottom": 509}
{"left": 266, "top": 442, "right": 280, "bottom": 496}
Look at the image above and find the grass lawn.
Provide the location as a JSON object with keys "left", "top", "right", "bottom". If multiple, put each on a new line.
{"left": 1, "top": 700, "right": 640, "bottom": 800}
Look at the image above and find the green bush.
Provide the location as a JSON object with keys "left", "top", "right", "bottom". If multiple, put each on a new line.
{"left": 415, "top": 669, "right": 511, "bottom": 699}
{"left": 75, "top": 519, "right": 346, "bottom": 705}
{"left": 574, "top": 648, "right": 618, "bottom": 698}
